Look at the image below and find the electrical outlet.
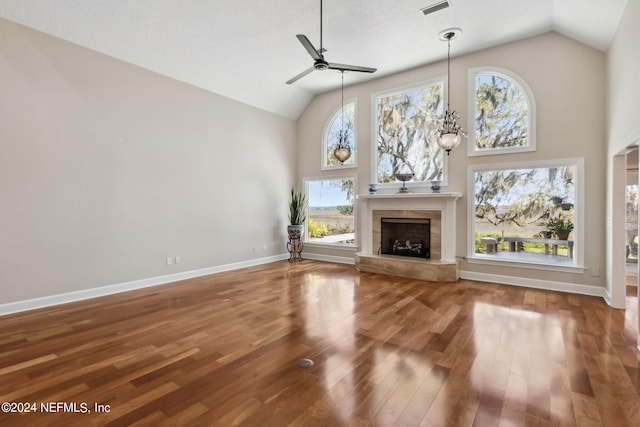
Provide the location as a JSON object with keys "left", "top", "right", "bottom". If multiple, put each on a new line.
{"left": 263, "top": 244, "right": 267, "bottom": 251}
{"left": 166, "top": 257, "right": 173, "bottom": 265}
{"left": 175, "top": 256, "right": 181, "bottom": 264}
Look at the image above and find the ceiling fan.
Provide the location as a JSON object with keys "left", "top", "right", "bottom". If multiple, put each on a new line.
{"left": 286, "top": 0, "right": 377, "bottom": 84}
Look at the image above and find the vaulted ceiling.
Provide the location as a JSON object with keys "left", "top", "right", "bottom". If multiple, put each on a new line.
{"left": 0, "top": 0, "right": 629, "bottom": 119}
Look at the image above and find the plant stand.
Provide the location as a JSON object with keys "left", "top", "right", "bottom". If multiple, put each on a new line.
{"left": 287, "top": 237, "right": 303, "bottom": 262}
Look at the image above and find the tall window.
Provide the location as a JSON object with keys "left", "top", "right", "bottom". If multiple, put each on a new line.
{"left": 374, "top": 80, "right": 445, "bottom": 184}
{"left": 305, "top": 177, "right": 355, "bottom": 246}
{"left": 323, "top": 101, "right": 356, "bottom": 169}
{"left": 469, "top": 67, "right": 535, "bottom": 156}
{"left": 469, "top": 159, "right": 583, "bottom": 269}
{"left": 626, "top": 183, "right": 638, "bottom": 261}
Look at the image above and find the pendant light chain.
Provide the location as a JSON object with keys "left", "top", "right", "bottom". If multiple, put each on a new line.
{"left": 341, "top": 70, "right": 345, "bottom": 135}
{"left": 447, "top": 35, "right": 451, "bottom": 110}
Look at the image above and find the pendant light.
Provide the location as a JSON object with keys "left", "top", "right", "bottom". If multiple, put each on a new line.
{"left": 437, "top": 29, "right": 466, "bottom": 155}
{"left": 333, "top": 70, "right": 351, "bottom": 164}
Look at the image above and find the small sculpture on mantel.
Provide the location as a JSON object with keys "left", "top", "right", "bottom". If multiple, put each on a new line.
{"left": 394, "top": 173, "right": 413, "bottom": 193}
{"left": 394, "top": 164, "right": 414, "bottom": 193}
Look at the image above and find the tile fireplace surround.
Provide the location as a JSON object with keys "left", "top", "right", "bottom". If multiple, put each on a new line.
{"left": 355, "top": 192, "right": 462, "bottom": 282}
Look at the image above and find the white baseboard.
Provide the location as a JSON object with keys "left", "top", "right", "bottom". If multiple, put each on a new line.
{"left": 460, "top": 270, "right": 607, "bottom": 299}
{"left": 0, "top": 254, "right": 289, "bottom": 317}
{"left": 302, "top": 252, "right": 355, "bottom": 265}
{"left": 2, "top": 257, "right": 611, "bottom": 317}
{"left": 603, "top": 287, "right": 613, "bottom": 307}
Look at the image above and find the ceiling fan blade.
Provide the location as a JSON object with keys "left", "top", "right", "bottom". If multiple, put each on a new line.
{"left": 296, "top": 34, "right": 322, "bottom": 60}
{"left": 286, "top": 66, "right": 316, "bottom": 85}
{"left": 328, "top": 63, "right": 377, "bottom": 73}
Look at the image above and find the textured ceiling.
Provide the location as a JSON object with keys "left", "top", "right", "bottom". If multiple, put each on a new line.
{"left": 0, "top": 0, "right": 629, "bottom": 119}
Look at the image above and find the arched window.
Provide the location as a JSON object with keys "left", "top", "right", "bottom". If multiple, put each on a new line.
{"left": 323, "top": 100, "right": 356, "bottom": 169}
{"left": 469, "top": 67, "right": 536, "bottom": 155}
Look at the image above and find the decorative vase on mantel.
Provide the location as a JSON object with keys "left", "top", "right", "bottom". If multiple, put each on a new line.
{"left": 430, "top": 180, "right": 442, "bottom": 193}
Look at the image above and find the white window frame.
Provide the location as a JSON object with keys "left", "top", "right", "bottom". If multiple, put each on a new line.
{"left": 468, "top": 67, "right": 536, "bottom": 157}
{"left": 371, "top": 78, "right": 448, "bottom": 190}
{"left": 303, "top": 174, "right": 358, "bottom": 249}
{"left": 322, "top": 98, "right": 357, "bottom": 170}
{"left": 467, "top": 158, "right": 585, "bottom": 272}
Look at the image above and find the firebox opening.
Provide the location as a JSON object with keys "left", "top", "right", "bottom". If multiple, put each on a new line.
{"left": 380, "top": 217, "right": 431, "bottom": 259}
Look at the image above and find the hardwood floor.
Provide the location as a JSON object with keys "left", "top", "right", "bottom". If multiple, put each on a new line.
{"left": 1, "top": 260, "right": 639, "bottom": 426}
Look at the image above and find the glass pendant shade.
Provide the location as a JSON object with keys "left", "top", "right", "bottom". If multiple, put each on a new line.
{"left": 333, "top": 146, "right": 351, "bottom": 163}
{"left": 437, "top": 132, "right": 461, "bottom": 154}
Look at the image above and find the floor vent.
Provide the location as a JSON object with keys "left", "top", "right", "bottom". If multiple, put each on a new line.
{"left": 421, "top": 0, "right": 451, "bottom": 16}
{"left": 296, "top": 359, "right": 314, "bottom": 368}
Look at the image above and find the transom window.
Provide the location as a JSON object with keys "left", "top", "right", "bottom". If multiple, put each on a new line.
{"left": 305, "top": 176, "right": 355, "bottom": 246}
{"left": 323, "top": 100, "right": 356, "bottom": 169}
{"left": 469, "top": 67, "right": 536, "bottom": 156}
{"left": 468, "top": 159, "right": 583, "bottom": 269}
{"left": 374, "top": 80, "right": 445, "bottom": 185}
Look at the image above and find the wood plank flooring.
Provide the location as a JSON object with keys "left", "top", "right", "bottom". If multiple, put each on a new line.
{"left": 1, "top": 260, "right": 639, "bottom": 426}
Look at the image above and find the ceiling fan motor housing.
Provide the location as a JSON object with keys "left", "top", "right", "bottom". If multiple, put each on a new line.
{"left": 314, "top": 59, "right": 329, "bottom": 70}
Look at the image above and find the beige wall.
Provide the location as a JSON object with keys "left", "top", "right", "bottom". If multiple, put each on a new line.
{"left": 297, "top": 32, "right": 607, "bottom": 290}
{"left": 607, "top": 0, "right": 640, "bottom": 155}
{"left": 0, "top": 19, "right": 296, "bottom": 305}
{"left": 606, "top": 0, "right": 640, "bottom": 308}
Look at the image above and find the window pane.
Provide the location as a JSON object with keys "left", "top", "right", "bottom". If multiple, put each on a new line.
{"left": 474, "top": 166, "right": 576, "bottom": 264}
{"left": 307, "top": 178, "right": 355, "bottom": 246}
{"left": 475, "top": 73, "right": 529, "bottom": 150}
{"left": 375, "top": 82, "right": 444, "bottom": 183}
{"left": 325, "top": 102, "right": 355, "bottom": 168}
{"left": 626, "top": 184, "right": 638, "bottom": 260}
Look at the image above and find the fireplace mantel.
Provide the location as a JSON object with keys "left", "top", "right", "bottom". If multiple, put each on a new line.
{"left": 356, "top": 192, "right": 462, "bottom": 282}
{"left": 357, "top": 192, "right": 461, "bottom": 261}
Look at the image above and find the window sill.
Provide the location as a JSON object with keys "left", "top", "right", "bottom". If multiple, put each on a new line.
{"left": 304, "top": 241, "right": 359, "bottom": 251}
{"left": 321, "top": 164, "right": 357, "bottom": 171}
{"left": 467, "top": 145, "right": 536, "bottom": 157}
{"left": 466, "top": 255, "right": 586, "bottom": 274}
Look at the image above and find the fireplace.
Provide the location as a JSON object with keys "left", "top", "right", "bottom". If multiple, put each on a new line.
{"left": 355, "top": 192, "right": 461, "bottom": 282}
{"left": 380, "top": 217, "right": 430, "bottom": 259}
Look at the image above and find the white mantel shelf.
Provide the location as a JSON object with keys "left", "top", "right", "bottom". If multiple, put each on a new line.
{"left": 357, "top": 191, "right": 462, "bottom": 263}
{"left": 357, "top": 192, "right": 462, "bottom": 200}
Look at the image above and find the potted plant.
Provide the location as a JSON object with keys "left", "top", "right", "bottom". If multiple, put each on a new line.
{"left": 545, "top": 216, "right": 574, "bottom": 240}
{"left": 288, "top": 187, "right": 307, "bottom": 240}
